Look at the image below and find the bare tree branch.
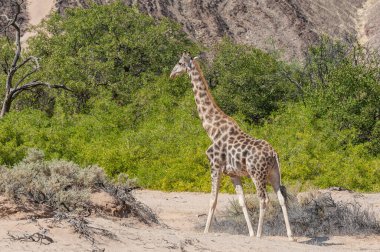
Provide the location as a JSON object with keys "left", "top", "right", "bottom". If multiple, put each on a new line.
{"left": 10, "top": 22, "right": 21, "bottom": 71}
{"left": 4, "top": 56, "right": 10, "bottom": 72}
{"left": 11, "top": 81, "right": 73, "bottom": 98}
{"left": 14, "top": 68, "right": 38, "bottom": 88}
{"left": 2, "top": 0, "right": 22, "bottom": 93}
{"left": 14, "top": 56, "right": 40, "bottom": 88}
{"left": 16, "top": 55, "right": 39, "bottom": 71}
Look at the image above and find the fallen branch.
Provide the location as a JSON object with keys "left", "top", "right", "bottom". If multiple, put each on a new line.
{"left": 52, "top": 212, "right": 115, "bottom": 251}
{"left": 7, "top": 230, "right": 53, "bottom": 245}
{"left": 66, "top": 215, "right": 117, "bottom": 243}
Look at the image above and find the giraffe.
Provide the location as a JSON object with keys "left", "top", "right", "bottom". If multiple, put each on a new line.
{"left": 170, "top": 52, "right": 293, "bottom": 240}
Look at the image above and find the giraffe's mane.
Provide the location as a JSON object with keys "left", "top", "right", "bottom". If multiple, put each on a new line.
{"left": 193, "top": 60, "right": 238, "bottom": 125}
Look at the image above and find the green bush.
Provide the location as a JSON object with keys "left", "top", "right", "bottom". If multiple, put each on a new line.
{"left": 249, "top": 103, "right": 380, "bottom": 191}
{"left": 302, "top": 37, "right": 380, "bottom": 154}
{"left": 1, "top": 98, "right": 378, "bottom": 192}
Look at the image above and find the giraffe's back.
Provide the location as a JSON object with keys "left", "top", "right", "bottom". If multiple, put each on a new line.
{"left": 223, "top": 131, "right": 277, "bottom": 178}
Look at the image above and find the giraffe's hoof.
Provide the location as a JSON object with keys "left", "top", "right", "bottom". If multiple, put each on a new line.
{"left": 256, "top": 235, "right": 262, "bottom": 239}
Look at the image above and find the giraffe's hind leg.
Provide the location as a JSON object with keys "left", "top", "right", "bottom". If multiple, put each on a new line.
{"left": 231, "top": 176, "right": 254, "bottom": 237}
{"left": 268, "top": 160, "right": 294, "bottom": 241}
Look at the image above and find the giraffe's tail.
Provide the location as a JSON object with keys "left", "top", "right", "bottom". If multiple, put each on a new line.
{"left": 280, "top": 184, "right": 289, "bottom": 207}
{"left": 275, "top": 154, "right": 289, "bottom": 207}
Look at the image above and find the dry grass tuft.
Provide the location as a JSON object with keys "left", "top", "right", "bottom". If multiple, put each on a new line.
{"left": 207, "top": 190, "right": 380, "bottom": 237}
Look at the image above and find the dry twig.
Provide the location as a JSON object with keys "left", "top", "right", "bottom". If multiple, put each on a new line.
{"left": 8, "top": 229, "right": 53, "bottom": 245}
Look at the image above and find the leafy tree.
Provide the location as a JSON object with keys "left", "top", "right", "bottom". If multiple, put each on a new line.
{"left": 29, "top": 1, "right": 197, "bottom": 111}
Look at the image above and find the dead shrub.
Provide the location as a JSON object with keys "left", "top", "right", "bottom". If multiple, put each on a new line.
{"left": 0, "top": 148, "right": 158, "bottom": 225}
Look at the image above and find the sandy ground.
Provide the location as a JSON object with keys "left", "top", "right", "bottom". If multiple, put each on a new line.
{"left": 0, "top": 190, "right": 379, "bottom": 252}
{"left": 27, "top": 0, "right": 55, "bottom": 26}
{"left": 21, "top": 0, "right": 55, "bottom": 44}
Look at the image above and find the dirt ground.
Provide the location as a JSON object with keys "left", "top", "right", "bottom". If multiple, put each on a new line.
{"left": 0, "top": 189, "right": 379, "bottom": 252}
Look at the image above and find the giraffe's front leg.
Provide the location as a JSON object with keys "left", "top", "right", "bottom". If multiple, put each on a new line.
{"left": 231, "top": 176, "right": 255, "bottom": 237}
{"left": 204, "top": 146, "right": 223, "bottom": 234}
{"left": 204, "top": 166, "right": 221, "bottom": 234}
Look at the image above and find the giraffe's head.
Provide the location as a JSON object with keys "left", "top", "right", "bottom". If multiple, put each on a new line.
{"left": 170, "top": 52, "right": 193, "bottom": 78}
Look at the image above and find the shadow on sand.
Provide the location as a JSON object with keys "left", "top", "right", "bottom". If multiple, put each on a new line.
{"left": 300, "top": 236, "right": 344, "bottom": 246}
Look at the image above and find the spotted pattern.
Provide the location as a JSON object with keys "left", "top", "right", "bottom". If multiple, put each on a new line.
{"left": 170, "top": 53, "right": 279, "bottom": 201}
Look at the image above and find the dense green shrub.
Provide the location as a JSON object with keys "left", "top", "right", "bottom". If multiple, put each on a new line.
{"left": 1, "top": 100, "right": 378, "bottom": 192}
{"left": 0, "top": 73, "right": 211, "bottom": 190}
{"left": 249, "top": 103, "right": 380, "bottom": 191}
{"left": 301, "top": 37, "right": 380, "bottom": 154}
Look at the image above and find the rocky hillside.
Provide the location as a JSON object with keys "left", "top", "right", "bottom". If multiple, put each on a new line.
{"left": 357, "top": 0, "right": 380, "bottom": 51}
{"left": 54, "top": 0, "right": 380, "bottom": 60}
{"left": 0, "top": 0, "right": 28, "bottom": 36}
{"left": 129, "top": 0, "right": 366, "bottom": 60}
{"left": 2, "top": 0, "right": 380, "bottom": 59}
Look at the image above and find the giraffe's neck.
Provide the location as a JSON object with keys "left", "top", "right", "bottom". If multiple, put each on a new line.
{"left": 189, "top": 60, "right": 238, "bottom": 141}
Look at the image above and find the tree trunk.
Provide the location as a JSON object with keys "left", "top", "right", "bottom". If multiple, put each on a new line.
{"left": 0, "top": 94, "right": 12, "bottom": 118}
